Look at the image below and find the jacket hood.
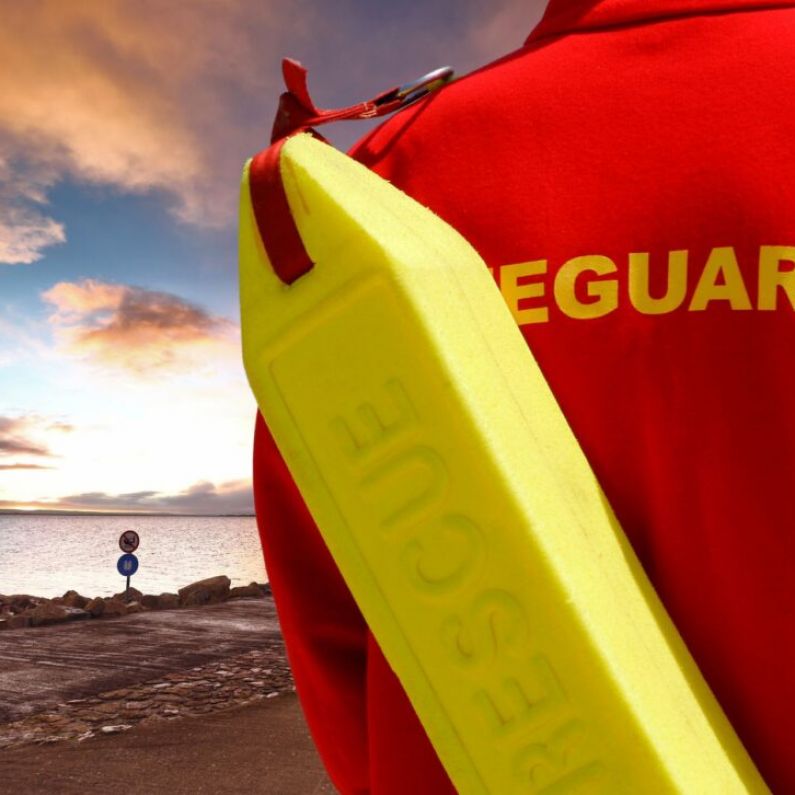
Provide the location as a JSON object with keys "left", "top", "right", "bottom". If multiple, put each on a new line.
{"left": 526, "top": 0, "right": 795, "bottom": 43}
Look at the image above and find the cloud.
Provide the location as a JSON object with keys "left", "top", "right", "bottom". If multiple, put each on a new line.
{"left": 149, "top": 480, "right": 255, "bottom": 514}
{"left": 0, "top": 0, "right": 314, "bottom": 264}
{"left": 0, "top": 416, "right": 53, "bottom": 458}
{"left": 0, "top": 463, "right": 53, "bottom": 471}
{"left": 6, "top": 479, "right": 254, "bottom": 515}
{"left": 0, "top": 4, "right": 209, "bottom": 216}
{"left": 42, "top": 279, "right": 237, "bottom": 375}
{"left": 0, "top": 438, "right": 50, "bottom": 457}
{"left": 0, "top": 201, "right": 65, "bottom": 265}
{"left": 0, "top": 148, "right": 66, "bottom": 264}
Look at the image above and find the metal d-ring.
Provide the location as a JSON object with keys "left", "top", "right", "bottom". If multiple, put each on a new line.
{"left": 377, "top": 66, "right": 455, "bottom": 110}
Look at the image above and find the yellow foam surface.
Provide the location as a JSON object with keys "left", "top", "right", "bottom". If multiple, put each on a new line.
{"left": 239, "top": 133, "right": 768, "bottom": 794}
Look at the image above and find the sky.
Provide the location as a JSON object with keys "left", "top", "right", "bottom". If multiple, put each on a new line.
{"left": 0, "top": 0, "right": 548, "bottom": 515}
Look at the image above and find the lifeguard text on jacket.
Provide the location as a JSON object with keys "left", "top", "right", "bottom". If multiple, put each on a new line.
{"left": 491, "top": 245, "right": 795, "bottom": 324}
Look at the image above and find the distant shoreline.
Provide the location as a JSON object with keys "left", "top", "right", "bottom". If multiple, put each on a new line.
{"left": 0, "top": 509, "right": 256, "bottom": 517}
{"left": 0, "top": 515, "right": 266, "bottom": 600}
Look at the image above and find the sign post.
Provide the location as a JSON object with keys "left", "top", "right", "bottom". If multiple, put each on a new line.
{"left": 117, "top": 531, "right": 141, "bottom": 602}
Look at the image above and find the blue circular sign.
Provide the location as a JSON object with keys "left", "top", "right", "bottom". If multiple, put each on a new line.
{"left": 117, "top": 553, "right": 139, "bottom": 577}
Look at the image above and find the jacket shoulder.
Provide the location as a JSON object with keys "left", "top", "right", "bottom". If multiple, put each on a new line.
{"left": 347, "top": 45, "right": 533, "bottom": 178}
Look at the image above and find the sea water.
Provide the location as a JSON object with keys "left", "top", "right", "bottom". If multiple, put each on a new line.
{"left": 0, "top": 514, "right": 268, "bottom": 599}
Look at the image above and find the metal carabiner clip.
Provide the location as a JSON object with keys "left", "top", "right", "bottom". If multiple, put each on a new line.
{"left": 377, "top": 66, "right": 455, "bottom": 111}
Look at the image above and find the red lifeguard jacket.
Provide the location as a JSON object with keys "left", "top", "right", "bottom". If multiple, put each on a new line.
{"left": 253, "top": 1, "right": 795, "bottom": 791}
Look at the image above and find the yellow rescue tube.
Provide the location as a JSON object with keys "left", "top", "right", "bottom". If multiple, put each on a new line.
{"left": 239, "top": 132, "right": 768, "bottom": 794}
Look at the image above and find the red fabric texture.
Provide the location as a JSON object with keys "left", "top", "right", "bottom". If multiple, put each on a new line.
{"left": 252, "top": 1, "right": 795, "bottom": 791}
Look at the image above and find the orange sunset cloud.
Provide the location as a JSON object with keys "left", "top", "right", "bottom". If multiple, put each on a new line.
{"left": 0, "top": 0, "right": 304, "bottom": 265}
{"left": 43, "top": 279, "right": 237, "bottom": 375}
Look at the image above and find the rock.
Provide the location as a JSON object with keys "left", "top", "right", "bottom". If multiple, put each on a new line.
{"left": 102, "top": 599, "right": 128, "bottom": 618}
{"left": 158, "top": 592, "right": 179, "bottom": 609}
{"left": 63, "top": 607, "right": 90, "bottom": 622}
{"left": 6, "top": 614, "right": 31, "bottom": 629}
{"left": 0, "top": 619, "right": 7, "bottom": 631}
{"left": 178, "top": 575, "right": 230, "bottom": 607}
{"left": 8, "top": 594, "right": 39, "bottom": 612}
{"left": 100, "top": 724, "right": 131, "bottom": 735}
{"left": 228, "top": 582, "right": 263, "bottom": 600}
{"left": 102, "top": 689, "right": 132, "bottom": 700}
{"left": 125, "top": 601, "right": 143, "bottom": 614}
{"left": 140, "top": 594, "right": 160, "bottom": 610}
{"left": 112, "top": 587, "right": 143, "bottom": 603}
{"left": 85, "top": 597, "right": 106, "bottom": 617}
{"left": 95, "top": 702, "right": 122, "bottom": 714}
{"left": 124, "top": 701, "right": 151, "bottom": 711}
{"left": 61, "top": 590, "right": 89, "bottom": 609}
{"left": 24, "top": 603, "right": 69, "bottom": 627}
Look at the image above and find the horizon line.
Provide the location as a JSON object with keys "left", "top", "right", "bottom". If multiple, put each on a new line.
{"left": 0, "top": 509, "right": 256, "bottom": 518}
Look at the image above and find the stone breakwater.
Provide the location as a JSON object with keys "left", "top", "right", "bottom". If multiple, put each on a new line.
{"left": 0, "top": 647, "right": 296, "bottom": 751}
{"left": 0, "top": 575, "right": 270, "bottom": 631}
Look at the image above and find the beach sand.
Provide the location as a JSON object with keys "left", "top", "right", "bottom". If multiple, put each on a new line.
{"left": 0, "top": 597, "right": 336, "bottom": 793}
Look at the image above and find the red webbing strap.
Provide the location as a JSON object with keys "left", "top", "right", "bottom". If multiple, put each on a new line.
{"left": 270, "top": 58, "right": 406, "bottom": 141}
{"left": 249, "top": 137, "right": 313, "bottom": 285}
{"left": 248, "top": 58, "right": 415, "bottom": 285}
